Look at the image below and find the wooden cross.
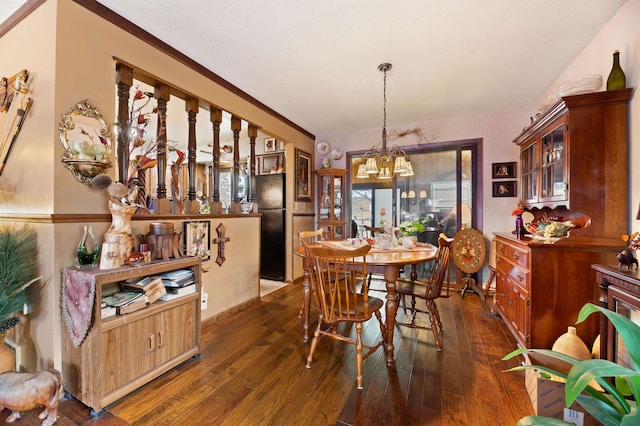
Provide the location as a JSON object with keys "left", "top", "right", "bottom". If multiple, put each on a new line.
{"left": 213, "top": 222, "right": 230, "bottom": 266}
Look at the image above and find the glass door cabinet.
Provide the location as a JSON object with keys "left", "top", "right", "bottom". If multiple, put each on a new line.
{"left": 316, "top": 168, "right": 346, "bottom": 240}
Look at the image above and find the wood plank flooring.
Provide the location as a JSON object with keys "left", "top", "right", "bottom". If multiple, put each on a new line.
{"left": 0, "top": 280, "right": 533, "bottom": 425}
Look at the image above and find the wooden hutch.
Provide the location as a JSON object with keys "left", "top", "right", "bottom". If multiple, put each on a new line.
{"left": 494, "top": 88, "right": 632, "bottom": 350}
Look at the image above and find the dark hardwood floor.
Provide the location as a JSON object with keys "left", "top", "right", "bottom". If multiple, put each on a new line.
{"left": 1, "top": 279, "right": 533, "bottom": 425}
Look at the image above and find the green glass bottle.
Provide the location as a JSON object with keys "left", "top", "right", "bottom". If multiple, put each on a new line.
{"left": 606, "top": 50, "right": 626, "bottom": 90}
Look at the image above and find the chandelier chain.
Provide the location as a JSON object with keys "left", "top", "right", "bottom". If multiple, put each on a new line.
{"left": 381, "top": 64, "right": 389, "bottom": 150}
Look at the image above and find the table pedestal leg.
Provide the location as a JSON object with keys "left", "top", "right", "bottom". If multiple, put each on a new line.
{"left": 384, "top": 265, "right": 399, "bottom": 366}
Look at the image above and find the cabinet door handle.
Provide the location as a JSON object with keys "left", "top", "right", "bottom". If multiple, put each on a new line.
{"left": 158, "top": 330, "right": 164, "bottom": 349}
{"left": 148, "top": 334, "right": 155, "bottom": 352}
{"left": 513, "top": 252, "right": 520, "bottom": 260}
{"left": 517, "top": 273, "right": 524, "bottom": 282}
{"left": 498, "top": 245, "right": 504, "bottom": 252}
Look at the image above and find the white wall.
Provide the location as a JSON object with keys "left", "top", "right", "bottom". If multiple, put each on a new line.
{"left": 316, "top": 107, "right": 529, "bottom": 242}
{"left": 538, "top": 0, "right": 640, "bottom": 234}
{"left": 318, "top": 0, "right": 640, "bottom": 241}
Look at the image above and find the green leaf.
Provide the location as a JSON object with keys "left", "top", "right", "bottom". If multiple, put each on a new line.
{"left": 516, "top": 416, "right": 573, "bottom": 426}
{"left": 577, "top": 303, "right": 640, "bottom": 372}
{"left": 566, "top": 359, "right": 637, "bottom": 411}
{"left": 576, "top": 394, "right": 625, "bottom": 426}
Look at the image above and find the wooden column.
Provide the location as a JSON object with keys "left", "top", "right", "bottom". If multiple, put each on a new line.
{"left": 185, "top": 98, "right": 200, "bottom": 214}
{"left": 210, "top": 107, "right": 223, "bottom": 214}
{"left": 248, "top": 124, "right": 258, "bottom": 212}
{"left": 115, "top": 63, "right": 132, "bottom": 184}
{"left": 230, "top": 115, "right": 242, "bottom": 214}
{"left": 154, "top": 83, "right": 170, "bottom": 214}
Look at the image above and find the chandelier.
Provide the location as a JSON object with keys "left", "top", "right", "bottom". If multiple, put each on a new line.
{"left": 356, "top": 63, "right": 413, "bottom": 180}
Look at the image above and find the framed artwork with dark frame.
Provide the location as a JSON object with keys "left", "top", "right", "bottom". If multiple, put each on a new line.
{"left": 295, "top": 148, "right": 312, "bottom": 201}
{"left": 259, "top": 153, "right": 282, "bottom": 175}
{"left": 492, "top": 161, "right": 517, "bottom": 179}
{"left": 264, "top": 137, "right": 276, "bottom": 152}
{"left": 183, "top": 221, "right": 211, "bottom": 260}
{"left": 492, "top": 181, "right": 517, "bottom": 197}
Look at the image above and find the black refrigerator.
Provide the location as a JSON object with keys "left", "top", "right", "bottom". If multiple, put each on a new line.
{"left": 255, "top": 174, "right": 286, "bottom": 281}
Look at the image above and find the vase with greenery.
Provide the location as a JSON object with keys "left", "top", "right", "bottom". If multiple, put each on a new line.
{"left": 503, "top": 303, "right": 639, "bottom": 426}
{"left": 398, "top": 220, "right": 425, "bottom": 236}
{"left": 0, "top": 223, "right": 41, "bottom": 334}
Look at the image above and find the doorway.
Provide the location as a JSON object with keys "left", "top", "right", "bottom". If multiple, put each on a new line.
{"left": 348, "top": 139, "right": 482, "bottom": 279}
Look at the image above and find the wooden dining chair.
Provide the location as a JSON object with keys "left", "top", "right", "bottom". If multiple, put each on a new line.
{"left": 362, "top": 226, "right": 386, "bottom": 290}
{"left": 395, "top": 234, "right": 453, "bottom": 351}
{"left": 302, "top": 242, "right": 387, "bottom": 390}
{"left": 297, "top": 229, "right": 325, "bottom": 319}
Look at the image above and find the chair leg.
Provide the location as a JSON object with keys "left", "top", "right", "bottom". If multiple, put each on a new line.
{"left": 306, "top": 318, "right": 323, "bottom": 368}
{"left": 484, "top": 269, "right": 496, "bottom": 296}
{"left": 355, "top": 322, "right": 364, "bottom": 390}
{"left": 426, "top": 300, "right": 443, "bottom": 351}
{"left": 374, "top": 310, "right": 387, "bottom": 346}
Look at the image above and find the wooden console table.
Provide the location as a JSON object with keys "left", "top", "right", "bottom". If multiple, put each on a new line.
{"left": 592, "top": 264, "right": 640, "bottom": 365}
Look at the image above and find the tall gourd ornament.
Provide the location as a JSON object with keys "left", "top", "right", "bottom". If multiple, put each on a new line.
{"left": 606, "top": 50, "right": 626, "bottom": 90}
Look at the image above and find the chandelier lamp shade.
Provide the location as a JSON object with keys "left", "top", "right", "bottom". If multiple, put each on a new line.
{"left": 356, "top": 63, "right": 413, "bottom": 180}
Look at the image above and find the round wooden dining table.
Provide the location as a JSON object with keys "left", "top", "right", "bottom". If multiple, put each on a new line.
{"left": 296, "top": 240, "right": 438, "bottom": 366}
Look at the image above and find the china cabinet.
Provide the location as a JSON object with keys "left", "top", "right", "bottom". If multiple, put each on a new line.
{"left": 316, "top": 168, "right": 346, "bottom": 240}
{"left": 514, "top": 88, "right": 631, "bottom": 239}
{"left": 593, "top": 264, "right": 640, "bottom": 365}
{"left": 61, "top": 257, "right": 201, "bottom": 413}
{"left": 494, "top": 88, "right": 632, "bottom": 350}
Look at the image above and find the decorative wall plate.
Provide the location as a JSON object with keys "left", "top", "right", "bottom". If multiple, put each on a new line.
{"left": 331, "top": 147, "right": 344, "bottom": 160}
{"left": 316, "top": 140, "right": 331, "bottom": 156}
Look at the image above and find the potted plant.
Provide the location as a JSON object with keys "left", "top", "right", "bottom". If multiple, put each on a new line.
{"left": 0, "top": 223, "right": 41, "bottom": 334}
{"left": 398, "top": 220, "right": 425, "bottom": 236}
{"left": 503, "top": 303, "right": 640, "bottom": 425}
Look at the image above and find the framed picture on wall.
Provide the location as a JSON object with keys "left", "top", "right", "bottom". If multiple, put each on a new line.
{"left": 259, "top": 153, "right": 282, "bottom": 174}
{"left": 492, "top": 162, "right": 517, "bottom": 179}
{"left": 264, "top": 137, "right": 276, "bottom": 152}
{"left": 183, "top": 221, "right": 211, "bottom": 260}
{"left": 279, "top": 140, "right": 286, "bottom": 151}
{"left": 492, "top": 181, "right": 517, "bottom": 197}
{"left": 295, "top": 148, "right": 312, "bottom": 201}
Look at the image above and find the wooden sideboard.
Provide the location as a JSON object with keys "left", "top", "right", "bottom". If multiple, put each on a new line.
{"left": 495, "top": 88, "right": 632, "bottom": 350}
{"left": 61, "top": 257, "right": 201, "bottom": 413}
{"left": 593, "top": 264, "right": 640, "bottom": 366}
{"left": 493, "top": 233, "right": 618, "bottom": 349}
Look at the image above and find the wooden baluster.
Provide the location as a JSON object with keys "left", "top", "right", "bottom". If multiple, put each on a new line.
{"left": 185, "top": 97, "right": 199, "bottom": 214}
{"left": 154, "top": 83, "right": 170, "bottom": 214}
{"left": 230, "top": 115, "right": 242, "bottom": 214}
{"left": 210, "top": 107, "right": 223, "bottom": 214}
{"left": 115, "top": 63, "right": 132, "bottom": 184}
{"left": 248, "top": 124, "right": 257, "bottom": 211}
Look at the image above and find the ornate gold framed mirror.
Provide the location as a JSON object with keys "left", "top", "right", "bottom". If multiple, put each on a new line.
{"left": 59, "top": 99, "right": 113, "bottom": 185}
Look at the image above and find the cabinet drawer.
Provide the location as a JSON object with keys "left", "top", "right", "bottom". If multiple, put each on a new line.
{"left": 496, "top": 239, "right": 509, "bottom": 259}
{"left": 495, "top": 239, "right": 530, "bottom": 269}
{"left": 507, "top": 264, "right": 529, "bottom": 291}
{"left": 508, "top": 244, "right": 530, "bottom": 269}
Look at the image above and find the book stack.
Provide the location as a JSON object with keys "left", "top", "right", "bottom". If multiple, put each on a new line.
{"left": 101, "top": 302, "right": 116, "bottom": 319}
{"left": 121, "top": 276, "right": 167, "bottom": 304}
{"left": 159, "top": 269, "right": 197, "bottom": 301}
{"left": 102, "top": 291, "right": 149, "bottom": 315}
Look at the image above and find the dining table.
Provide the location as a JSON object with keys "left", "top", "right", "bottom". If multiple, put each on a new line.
{"left": 296, "top": 239, "right": 438, "bottom": 366}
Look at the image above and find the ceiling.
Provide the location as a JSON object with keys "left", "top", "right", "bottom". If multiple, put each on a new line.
{"left": 1, "top": 0, "right": 628, "bottom": 139}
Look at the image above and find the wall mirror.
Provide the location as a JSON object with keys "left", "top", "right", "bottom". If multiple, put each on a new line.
{"left": 59, "top": 99, "right": 113, "bottom": 185}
